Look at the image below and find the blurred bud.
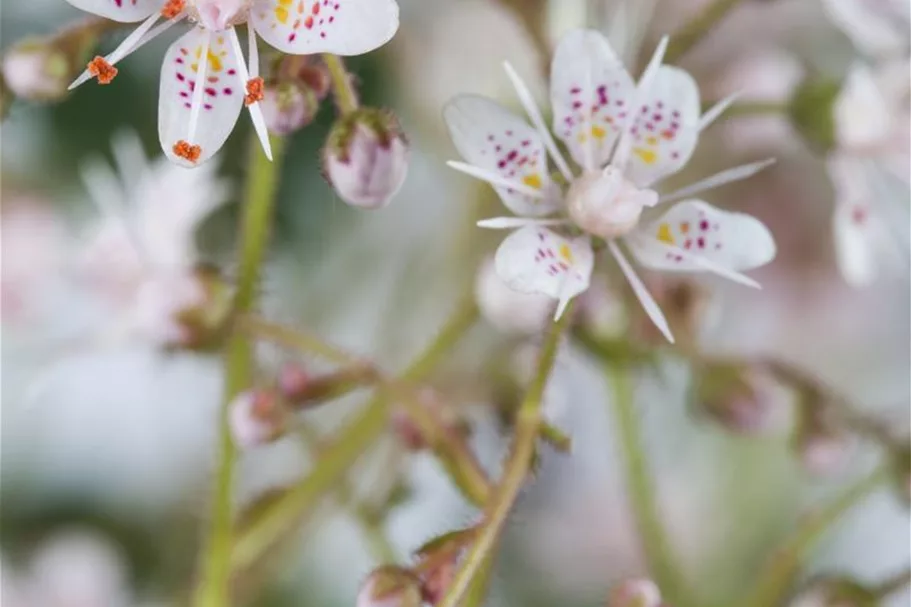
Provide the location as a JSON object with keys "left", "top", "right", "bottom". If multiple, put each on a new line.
{"left": 788, "top": 576, "right": 876, "bottom": 607}
{"left": 278, "top": 362, "right": 310, "bottom": 401}
{"left": 695, "top": 362, "right": 790, "bottom": 435}
{"left": 390, "top": 389, "right": 469, "bottom": 452}
{"left": 1, "top": 40, "right": 71, "bottom": 102}
{"left": 275, "top": 55, "right": 332, "bottom": 99}
{"left": 323, "top": 108, "right": 409, "bottom": 209}
{"left": 357, "top": 566, "right": 423, "bottom": 607}
{"left": 608, "top": 578, "right": 663, "bottom": 607}
{"left": 261, "top": 82, "right": 318, "bottom": 135}
{"left": 788, "top": 77, "right": 842, "bottom": 154}
{"left": 169, "top": 265, "right": 233, "bottom": 351}
{"left": 229, "top": 389, "right": 289, "bottom": 450}
{"left": 413, "top": 528, "right": 475, "bottom": 604}
{"left": 474, "top": 256, "right": 554, "bottom": 334}
{"left": 794, "top": 404, "right": 854, "bottom": 476}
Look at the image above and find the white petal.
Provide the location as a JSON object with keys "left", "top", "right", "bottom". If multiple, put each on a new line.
{"left": 607, "top": 240, "right": 674, "bottom": 343}
{"left": 444, "top": 95, "right": 561, "bottom": 217}
{"left": 698, "top": 90, "right": 741, "bottom": 131}
{"left": 550, "top": 29, "right": 636, "bottom": 171}
{"left": 226, "top": 27, "right": 272, "bottom": 161}
{"left": 821, "top": 0, "right": 909, "bottom": 57}
{"left": 622, "top": 66, "right": 701, "bottom": 187}
{"left": 250, "top": 0, "right": 399, "bottom": 56}
{"left": 158, "top": 27, "right": 244, "bottom": 167}
{"left": 63, "top": 0, "right": 159, "bottom": 22}
{"left": 494, "top": 226, "right": 594, "bottom": 317}
{"left": 477, "top": 217, "right": 569, "bottom": 229}
{"left": 628, "top": 236, "right": 762, "bottom": 288}
{"left": 833, "top": 198, "right": 878, "bottom": 286}
{"left": 834, "top": 63, "right": 892, "bottom": 150}
{"left": 629, "top": 199, "right": 776, "bottom": 272}
{"left": 658, "top": 158, "right": 776, "bottom": 204}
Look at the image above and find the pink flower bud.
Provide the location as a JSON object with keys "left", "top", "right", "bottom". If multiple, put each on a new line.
{"left": 357, "top": 567, "right": 422, "bottom": 607}
{"left": 261, "top": 82, "right": 318, "bottom": 136}
{"left": 277, "top": 362, "right": 310, "bottom": 401}
{"left": 608, "top": 578, "right": 663, "bottom": 607}
{"left": 474, "top": 256, "right": 554, "bottom": 334}
{"left": 696, "top": 363, "right": 791, "bottom": 436}
{"left": 229, "top": 389, "right": 289, "bottom": 450}
{"left": 797, "top": 429, "right": 854, "bottom": 477}
{"left": 323, "top": 108, "right": 408, "bottom": 209}
{"left": 2, "top": 41, "right": 70, "bottom": 102}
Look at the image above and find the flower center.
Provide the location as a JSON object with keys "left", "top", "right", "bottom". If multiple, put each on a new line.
{"left": 187, "top": 0, "right": 251, "bottom": 31}
{"left": 565, "top": 166, "right": 658, "bottom": 239}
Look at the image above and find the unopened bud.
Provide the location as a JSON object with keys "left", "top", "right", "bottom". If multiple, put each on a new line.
{"left": 229, "top": 389, "right": 289, "bottom": 450}
{"left": 323, "top": 108, "right": 408, "bottom": 209}
{"left": 566, "top": 167, "right": 658, "bottom": 239}
{"left": 788, "top": 576, "right": 875, "bottom": 607}
{"left": 2, "top": 40, "right": 71, "bottom": 102}
{"left": 696, "top": 362, "right": 790, "bottom": 435}
{"left": 275, "top": 55, "right": 332, "bottom": 99}
{"left": 278, "top": 362, "right": 310, "bottom": 401}
{"left": 794, "top": 405, "right": 853, "bottom": 476}
{"left": 608, "top": 578, "right": 663, "bottom": 607}
{"left": 261, "top": 82, "right": 318, "bottom": 135}
{"left": 170, "top": 265, "right": 233, "bottom": 351}
{"left": 357, "top": 566, "right": 422, "bottom": 607}
{"left": 474, "top": 256, "right": 553, "bottom": 334}
{"left": 390, "top": 389, "right": 468, "bottom": 452}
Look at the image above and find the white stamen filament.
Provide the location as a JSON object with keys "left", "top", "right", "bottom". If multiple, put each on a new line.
{"left": 247, "top": 22, "right": 260, "bottom": 78}
{"left": 502, "top": 61, "right": 575, "bottom": 182}
{"left": 658, "top": 158, "right": 776, "bottom": 204}
{"left": 187, "top": 31, "right": 212, "bottom": 143}
{"left": 611, "top": 35, "right": 669, "bottom": 170}
{"left": 608, "top": 239, "right": 674, "bottom": 343}
{"left": 227, "top": 27, "right": 272, "bottom": 161}
{"left": 109, "top": 13, "right": 161, "bottom": 65}
{"left": 699, "top": 90, "right": 742, "bottom": 131}
{"left": 476, "top": 217, "right": 569, "bottom": 229}
{"left": 446, "top": 161, "right": 546, "bottom": 198}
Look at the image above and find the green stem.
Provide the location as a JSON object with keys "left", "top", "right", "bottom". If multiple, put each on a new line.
{"left": 746, "top": 467, "right": 889, "bottom": 607}
{"left": 606, "top": 362, "right": 692, "bottom": 605}
{"left": 193, "top": 136, "right": 286, "bottom": 607}
{"left": 323, "top": 54, "right": 359, "bottom": 115}
{"left": 231, "top": 300, "right": 479, "bottom": 573}
{"left": 721, "top": 101, "right": 789, "bottom": 118}
{"left": 665, "top": 0, "right": 745, "bottom": 63}
{"left": 437, "top": 304, "right": 574, "bottom": 607}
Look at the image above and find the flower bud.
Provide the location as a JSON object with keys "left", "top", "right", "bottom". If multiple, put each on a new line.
{"left": 261, "top": 82, "right": 319, "bottom": 136}
{"left": 794, "top": 405, "right": 854, "bottom": 476}
{"left": 357, "top": 566, "right": 423, "bottom": 607}
{"left": 566, "top": 167, "right": 658, "bottom": 239}
{"left": 277, "top": 362, "right": 310, "bottom": 401}
{"left": 474, "top": 255, "right": 554, "bottom": 334}
{"left": 229, "top": 389, "right": 289, "bottom": 450}
{"left": 169, "top": 265, "right": 233, "bottom": 351}
{"left": 788, "top": 576, "right": 876, "bottom": 607}
{"left": 695, "top": 362, "right": 790, "bottom": 436}
{"left": 608, "top": 578, "right": 663, "bottom": 607}
{"left": 323, "top": 108, "right": 408, "bottom": 209}
{"left": 390, "top": 388, "right": 469, "bottom": 452}
{"left": 788, "top": 77, "right": 841, "bottom": 154}
{"left": 275, "top": 55, "right": 332, "bottom": 100}
{"left": 2, "top": 40, "right": 72, "bottom": 102}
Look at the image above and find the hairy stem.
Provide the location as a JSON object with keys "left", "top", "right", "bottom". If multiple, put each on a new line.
{"left": 323, "top": 54, "right": 359, "bottom": 115}
{"left": 193, "top": 135, "right": 286, "bottom": 607}
{"left": 437, "top": 304, "right": 574, "bottom": 607}
{"left": 606, "top": 362, "right": 692, "bottom": 605}
{"left": 231, "top": 300, "right": 479, "bottom": 572}
{"left": 746, "top": 466, "right": 889, "bottom": 607}
{"left": 666, "top": 0, "right": 745, "bottom": 63}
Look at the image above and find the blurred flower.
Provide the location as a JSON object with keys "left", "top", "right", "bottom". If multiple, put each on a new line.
{"left": 356, "top": 566, "right": 423, "bottom": 607}
{"left": 695, "top": 361, "right": 792, "bottom": 435}
{"left": 443, "top": 29, "right": 776, "bottom": 343}
{"left": 277, "top": 361, "right": 311, "bottom": 401}
{"left": 788, "top": 575, "right": 876, "bottom": 607}
{"left": 64, "top": 0, "right": 400, "bottom": 166}
{"left": 2, "top": 40, "right": 71, "bottom": 101}
{"left": 474, "top": 255, "right": 554, "bottom": 334}
{"left": 821, "top": 0, "right": 910, "bottom": 58}
{"left": 261, "top": 81, "right": 318, "bottom": 135}
{"left": 608, "top": 578, "right": 663, "bottom": 607}
{"left": 323, "top": 108, "right": 409, "bottom": 209}
{"left": 228, "top": 388, "right": 289, "bottom": 449}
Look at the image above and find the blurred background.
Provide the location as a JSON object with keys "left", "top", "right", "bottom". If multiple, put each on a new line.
{"left": 1, "top": 0, "right": 909, "bottom": 606}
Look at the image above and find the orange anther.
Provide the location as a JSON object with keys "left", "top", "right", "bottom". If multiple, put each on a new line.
{"left": 173, "top": 140, "right": 202, "bottom": 163}
{"left": 87, "top": 56, "right": 118, "bottom": 85}
{"left": 244, "top": 77, "right": 265, "bottom": 106}
{"left": 161, "top": 0, "right": 186, "bottom": 19}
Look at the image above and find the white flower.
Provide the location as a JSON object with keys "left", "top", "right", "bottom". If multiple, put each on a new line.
{"left": 64, "top": 0, "right": 400, "bottom": 167}
{"left": 75, "top": 130, "right": 230, "bottom": 347}
{"left": 828, "top": 59, "right": 910, "bottom": 286}
{"left": 821, "top": 0, "right": 910, "bottom": 58}
{"left": 443, "top": 29, "right": 776, "bottom": 343}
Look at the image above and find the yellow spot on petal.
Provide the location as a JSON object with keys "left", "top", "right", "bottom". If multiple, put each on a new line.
{"left": 558, "top": 243, "right": 574, "bottom": 263}
{"left": 646, "top": 136, "right": 658, "bottom": 146}
{"left": 522, "top": 174, "right": 543, "bottom": 190}
{"left": 657, "top": 223, "right": 674, "bottom": 244}
{"left": 591, "top": 125, "right": 606, "bottom": 140}
{"left": 275, "top": 6, "right": 289, "bottom": 23}
{"left": 634, "top": 147, "right": 658, "bottom": 165}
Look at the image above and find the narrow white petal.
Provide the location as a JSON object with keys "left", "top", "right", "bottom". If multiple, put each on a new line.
{"left": 227, "top": 27, "right": 272, "bottom": 160}
{"left": 477, "top": 217, "right": 569, "bottom": 229}
{"left": 699, "top": 90, "right": 742, "bottom": 131}
{"left": 111, "top": 129, "right": 149, "bottom": 190}
{"left": 108, "top": 12, "right": 161, "bottom": 64}
{"left": 81, "top": 158, "right": 126, "bottom": 218}
{"left": 247, "top": 24, "right": 260, "bottom": 78}
{"left": 503, "top": 61, "right": 575, "bottom": 182}
{"left": 612, "top": 35, "right": 669, "bottom": 169}
{"left": 187, "top": 31, "right": 211, "bottom": 142}
{"left": 446, "top": 161, "right": 545, "bottom": 198}
{"left": 658, "top": 158, "right": 776, "bottom": 204}
{"left": 608, "top": 240, "right": 674, "bottom": 343}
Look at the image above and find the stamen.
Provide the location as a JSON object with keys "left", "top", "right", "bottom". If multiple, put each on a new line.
{"left": 245, "top": 77, "right": 265, "bottom": 106}
{"left": 173, "top": 140, "right": 202, "bottom": 163}
{"left": 87, "top": 56, "right": 118, "bottom": 85}
{"left": 161, "top": 0, "right": 186, "bottom": 18}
